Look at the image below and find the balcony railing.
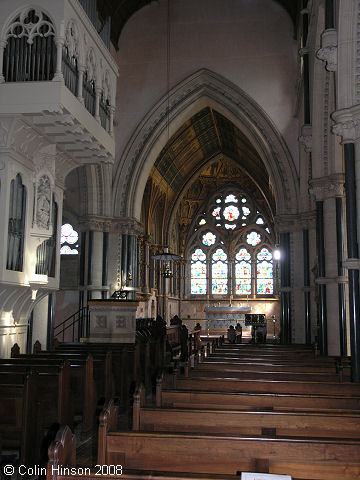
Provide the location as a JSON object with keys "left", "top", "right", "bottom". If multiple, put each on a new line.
{"left": 62, "top": 45, "right": 78, "bottom": 97}
{"left": 0, "top": 3, "right": 117, "bottom": 137}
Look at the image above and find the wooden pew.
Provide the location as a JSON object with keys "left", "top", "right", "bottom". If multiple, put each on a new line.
{"left": 189, "top": 367, "right": 344, "bottom": 383}
{"left": 15, "top": 350, "right": 113, "bottom": 407}
{"left": 160, "top": 388, "right": 360, "bottom": 412}
{"left": 134, "top": 405, "right": 360, "bottom": 438}
{"left": 0, "top": 372, "right": 39, "bottom": 464}
{"left": 1, "top": 355, "right": 97, "bottom": 432}
{"left": 99, "top": 429, "right": 360, "bottom": 479}
{"left": 47, "top": 425, "right": 241, "bottom": 480}
{"left": 54, "top": 342, "right": 142, "bottom": 405}
{"left": 175, "top": 375, "right": 360, "bottom": 395}
{"left": 197, "top": 360, "right": 350, "bottom": 375}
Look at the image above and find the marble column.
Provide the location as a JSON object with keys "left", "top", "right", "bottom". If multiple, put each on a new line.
{"left": 333, "top": 107, "right": 360, "bottom": 381}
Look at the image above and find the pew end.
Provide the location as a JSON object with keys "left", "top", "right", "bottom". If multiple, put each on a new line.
{"left": 47, "top": 425, "right": 76, "bottom": 480}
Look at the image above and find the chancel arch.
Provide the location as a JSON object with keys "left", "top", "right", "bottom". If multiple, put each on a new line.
{"left": 113, "top": 69, "right": 300, "bottom": 223}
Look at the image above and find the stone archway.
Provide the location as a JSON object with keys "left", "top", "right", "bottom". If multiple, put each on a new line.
{"left": 113, "top": 69, "right": 300, "bottom": 221}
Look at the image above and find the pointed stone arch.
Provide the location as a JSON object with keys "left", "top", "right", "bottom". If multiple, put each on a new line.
{"left": 113, "top": 69, "right": 300, "bottom": 221}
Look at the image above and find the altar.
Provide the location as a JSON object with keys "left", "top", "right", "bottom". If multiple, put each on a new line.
{"left": 204, "top": 305, "right": 252, "bottom": 335}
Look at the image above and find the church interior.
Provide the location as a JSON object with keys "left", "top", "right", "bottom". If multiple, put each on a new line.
{"left": 1, "top": 0, "right": 360, "bottom": 478}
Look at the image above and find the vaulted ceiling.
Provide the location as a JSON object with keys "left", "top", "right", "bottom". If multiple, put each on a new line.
{"left": 97, "top": 0, "right": 300, "bottom": 48}
{"left": 143, "top": 107, "right": 275, "bottom": 247}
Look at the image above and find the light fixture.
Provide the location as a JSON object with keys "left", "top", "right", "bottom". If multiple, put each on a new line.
{"left": 274, "top": 247, "right": 281, "bottom": 261}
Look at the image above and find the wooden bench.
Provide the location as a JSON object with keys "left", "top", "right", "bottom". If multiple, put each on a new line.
{"left": 189, "top": 367, "right": 345, "bottom": 383}
{"left": 134, "top": 404, "right": 360, "bottom": 438}
{"left": 0, "top": 355, "right": 97, "bottom": 432}
{"left": 0, "top": 372, "right": 39, "bottom": 464}
{"left": 160, "top": 388, "right": 360, "bottom": 412}
{"left": 175, "top": 375, "right": 360, "bottom": 395}
{"left": 100, "top": 429, "right": 360, "bottom": 479}
{"left": 197, "top": 360, "right": 350, "bottom": 375}
{"left": 54, "top": 342, "right": 144, "bottom": 405}
{"left": 47, "top": 425, "right": 241, "bottom": 480}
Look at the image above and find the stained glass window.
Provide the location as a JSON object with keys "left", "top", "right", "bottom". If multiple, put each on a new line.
{"left": 212, "top": 207, "right": 221, "bottom": 217}
{"left": 191, "top": 248, "right": 207, "bottom": 294}
{"left": 256, "top": 217, "right": 264, "bottom": 224}
{"left": 256, "top": 248, "right": 273, "bottom": 294}
{"left": 225, "top": 224, "right": 236, "bottom": 230}
{"left": 242, "top": 206, "right": 250, "bottom": 217}
{"left": 235, "top": 248, "right": 251, "bottom": 294}
{"left": 202, "top": 231, "right": 216, "bottom": 246}
{"left": 60, "top": 223, "right": 79, "bottom": 255}
{"left": 223, "top": 205, "right": 240, "bottom": 221}
{"left": 199, "top": 218, "right": 206, "bottom": 225}
{"left": 212, "top": 248, "right": 228, "bottom": 294}
{"left": 225, "top": 194, "right": 238, "bottom": 203}
{"left": 247, "top": 231, "right": 261, "bottom": 246}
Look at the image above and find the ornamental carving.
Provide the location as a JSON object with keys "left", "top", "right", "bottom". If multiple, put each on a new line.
{"left": 65, "top": 20, "right": 80, "bottom": 59}
{"left": 5, "top": 8, "right": 55, "bottom": 43}
{"left": 316, "top": 29, "right": 338, "bottom": 72}
{"left": 36, "top": 175, "right": 51, "bottom": 229}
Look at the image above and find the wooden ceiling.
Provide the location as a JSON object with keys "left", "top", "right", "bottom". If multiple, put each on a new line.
{"left": 97, "top": 0, "right": 300, "bottom": 48}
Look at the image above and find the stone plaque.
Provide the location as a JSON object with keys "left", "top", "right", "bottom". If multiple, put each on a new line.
{"left": 95, "top": 315, "right": 107, "bottom": 329}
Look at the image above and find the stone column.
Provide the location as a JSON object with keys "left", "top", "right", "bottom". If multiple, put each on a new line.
{"left": 310, "top": 176, "right": 345, "bottom": 355}
{"left": 0, "top": 40, "right": 7, "bottom": 83}
{"left": 111, "top": 218, "right": 142, "bottom": 301}
{"left": 53, "top": 36, "right": 65, "bottom": 81}
{"left": 279, "top": 232, "right": 291, "bottom": 344}
{"left": 80, "top": 218, "right": 112, "bottom": 301}
{"left": 333, "top": 107, "right": 360, "bottom": 381}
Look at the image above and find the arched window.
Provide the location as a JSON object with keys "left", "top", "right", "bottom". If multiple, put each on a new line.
{"left": 212, "top": 248, "right": 228, "bottom": 294}
{"left": 256, "top": 247, "right": 273, "bottom": 295}
{"left": 7, "top": 174, "right": 26, "bottom": 271}
{"left": 188, "top": 188, "right": 276, "bottom": 298}
{"left": 235, "top": 248, "right": 252, "bottom": 294}
{"left": 190, "top": 248, "right": 207, "bottom": 294}
{"left": 60, "top": 223, "right": 79, "bottom": 255}
{"left": 3, "top": 8, "right": 56, "bottom": 82}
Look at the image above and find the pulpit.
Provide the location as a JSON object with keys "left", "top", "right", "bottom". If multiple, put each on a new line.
{"left": 87, "top": 300, "right": 138, "bottom": 343}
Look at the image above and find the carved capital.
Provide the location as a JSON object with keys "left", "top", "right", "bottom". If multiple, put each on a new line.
{"left": 309, "top": 174, "right": 345, "bottom": 200}
{"left": 332, "top": 105, "right": 360, "bottom": 142}
{"left": 275, "top": 211, "right": 316, "bottom": 232}
{"left": 112, "top": 217, "right": 143, "bottom": 235}
{"left": 79, "top": 216, "right": 113, "bottom": 232}
{"left": 298, "top": 124, "right": 312, "bottom": 152}
{"left": 316, "top": 29, "right": 337, "bottom": 72}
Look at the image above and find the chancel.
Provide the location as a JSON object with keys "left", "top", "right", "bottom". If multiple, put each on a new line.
{"left": 1, "top": 0, "right": 360, "bottom": 478}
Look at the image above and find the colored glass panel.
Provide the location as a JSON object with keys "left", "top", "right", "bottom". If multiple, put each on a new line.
{"left": 256, "top": 217, "right": 265, "bottom": 224}
{"left": 235, "top": 248, "right": 251, "bottom": 294}
{"left": 236, "top": 248, "right": 251, "bottom": 261}
{"left": 242, "top": 206, "right": 250, "bottom": 216}
{"left": 225, "top": 224, "right": 236, "bottom": 230}
{"left": 191, "top": 248, "right": 206, "bottom": 295}
{"left": 212, "top": 279, "right": 228, "bottom": 294}
{"left": 257, "top": 280, "right": 273, "bottom": 295}
{"left": 223, "top": 205, "right": 240, "bottom": 221}
{"left": 199, "top": 218, "right": 206, "bottom": 225}
{"left": 257, "top": 248, "right": 272, "bottom": 261}
{"left": 61, "top": 223, "right": 78, "bottom": 244}
{"left": 212, "top": 248, "right": 228, "bottom": 294}
{"left": 60, "top": 245, "right": 78, "bottom": 255}
{"left": 247, "top": 231, "right": 261, "bottom": 246}
{"left": 192, "top": 248, "right": 206, "bottom": 261}
{"left": 225, "top": 194, "right": 238, "bottom": 203}
{"left": 212, "top": 248, "right": 227, "bottom": 261}
{"left": 212, "top": 207, "right": 221, "bottom": 217}
{"left": 202, "top": 232, "right": 216, "bottom": 246}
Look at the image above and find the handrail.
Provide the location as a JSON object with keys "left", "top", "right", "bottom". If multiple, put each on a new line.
{"left": 54, "top": 306, "right": 89, "bottom": 342}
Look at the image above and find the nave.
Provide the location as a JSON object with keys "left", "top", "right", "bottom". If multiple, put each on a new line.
{"left": 2, "top": 324, "right": 360, "bottom": 480}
